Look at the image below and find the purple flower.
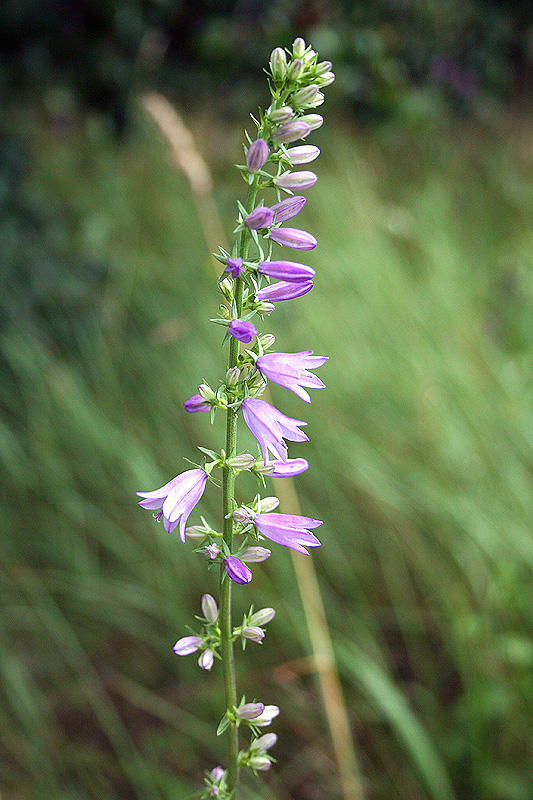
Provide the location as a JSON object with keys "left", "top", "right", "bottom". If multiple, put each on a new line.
{"left": 225, "top": 555, "right": 253, "bottom": 585}
{"left": 210, "top": 766, "right": 225, "bottom": 783}
{"left": 137, "top": 468, "right": 208, "bottom": 542}
{"left": 258, "top": 259, "right": 314, "bottom": 283}
{"left": 272, "top": 120, "right": 311, "bottom": 144}
{"left": 224, "top": 257, "right": 244, "bottom": 278}
{"left": 256, "top": 351, "right": 327, "bottom": 403}
{"left": 285, "top": 145, "right": 320, "bottom": 164}
{"left": 274, "top": 171, "right": 317, "bottom": 192}
{"left": 256, "top": 280, "right": 313, "bottom": 303}
{"left": 229, "top": 319, "right": 257, "bottom": 343}
{"left": 269, "top": 227, "right": 317, "bottom": 250}
{"left": 241, "top": 397, "right": 308, "bottom": 465}
{"left": 242, "top": 626, "right": 265, "bottom": 643}
{"left": 246, "top": 138, "right": 269, "bottom": 173}
{"left": 245, "top": 206, "right": 275, "bottom": 230}
{"left": 270, "top": 196, "right": 306, "bottom": 223}
{"left": 184, "top": 394, "right": 211, "bottom": 413}
{"left": 173, "top": 635, "right": 202, "bottom": 656}
{"left": 269, "top": 457, "right": 309, "bottom": 477}
{"left": 253, "top": 512, "right": 322, "bottom": 554}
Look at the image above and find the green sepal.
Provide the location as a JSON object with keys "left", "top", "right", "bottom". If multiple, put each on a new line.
{"left": 217, "top": 712, "right": 231, "bottom": 737}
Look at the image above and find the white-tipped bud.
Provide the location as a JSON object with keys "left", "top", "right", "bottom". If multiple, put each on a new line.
{"left": 285, "top": 145, "right": 320, "bottom": 165}
{"left": 240, "top": 546, "right": 272, "bottom": 563}
{"left": 287, "top": 58, "right": 304, "bottom": 82}
{"left": 198, "top": 649, "right": 214, "bottom": 670}
{"left": 185, "top": 526, "right": 208, "bottom": 541}
{"left": 226, "top": 366, "right": 240, "bottom": 386}
{"left": 173, "top": 635, "right": 202, "bottom": 656}
{"left": 259, "top": 333, "right": 276, "bottom": 350}
{"left": 198, "top": 383, "right": 217, "bottom": 402}
{"left": 201, "top": 594, "right": 218, "bottom": 623}
{"left": 292, "top": 37, "right": 306, "bottom": 58}
{"left": 315, "top": 60, "right": 332, "bottom": 75}
{"left": 269, "top": 47, "right": 287, "bottom": 81}
{"left": 249, "top": 607, "right": 276, "bottom": 626}
{"left": 259, "top": 496, "right": 279, "bottom": 513}
{"left": 253, "top": 733, "right": 277, "bottom": 751}
{"left": 218, "top": 277, "right": 233, "bottom": 300}
{"left": 267, "top": 106, "right": 294, "bottom": 124}
{"left": 242, "top": 626, "right": 265, "bottom": 643}
{"left": 236, "top": 702, "right": 265, "bottom": 720}
{"left": 227, "top": 453, "right": 256, "bottom": 469}
{"left": 300, "top": 114, "right": 323, "bottom": 131}
{"left": 256, "top": 301, "right": 275, "bottom": 314}
{"left": 292, "top": 84, "right": 319, "bottom": 107}
{"left": 233, "top": 507, "right": 250, "bottom": 525}
{"left": 249, "top": 755, "right": 271, "bottom": 771}
{"left": 317, "top": 71, "right": 335, "bottom": 87}
{"left": 252, "top": 704, "right": 279, "bottom": 726}
{"left": 310, "top": 92, "right": 325, "bottom": 107}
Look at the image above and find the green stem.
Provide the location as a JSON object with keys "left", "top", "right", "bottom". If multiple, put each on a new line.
{"left": 220, "top": 174, "right": 260, "bottom": 797}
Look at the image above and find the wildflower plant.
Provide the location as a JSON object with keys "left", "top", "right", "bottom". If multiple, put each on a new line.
{"left": 137, "top": 38, "right": 334, "bottom": 798}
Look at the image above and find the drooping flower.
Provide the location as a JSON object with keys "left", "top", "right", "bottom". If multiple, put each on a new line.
{"left": 269, "top": 227, "right": 317, "bottom": 250}
{"left": 272, "top": 120, "right": 311, "bottom": 144}
{"left": 256, "top": 351, "right": 327, "bottom": 403}
{"left": 253, "top": 512, "right": 322, "bottom": 554}
{"left": 285, "top": 145, "right": 320, "bottom": 164}
{"left": 224, "top": 256, "right": 244, "bottom": 278}
{"left": 269, "top": 457, "right": 309, "bottom": 477}
{"left": 246, "top": 138, "right": 270, "bottom": 173}
{"left": 258, "top": 260, "right": 314, "bottom": 282}
{"left": 184, "top": 394, "right": 211, "bottom": 413}
{"left": 256, "top": 280, "right": 313, "bottom": 303}
{"left": 137, "top": 468, "right": 208, "bottom": 542}
{"left": 173, "top": 635, "right": 202, "bottom": 656}
{"left": 274, "top": 171, "right": 317, "bottom": 192}
{"left": 225, "top": 555, "right": 253, "bottom": 585}
{"left": 245, "top": 206, "right": 275, "bottom": 230}
{"left": 241, "top": 397, "right": 308, "bottom": 465}
{"left": 270, "top": 196, "right": 306, "bottom": 223}
{"left": 229, "top": 319, "right": 257, "bottom": 343}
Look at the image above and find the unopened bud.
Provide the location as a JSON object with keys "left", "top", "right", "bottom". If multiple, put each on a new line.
{"left": 259, "top": 333, "right": 276, "bottom": 350}
{"left": 315, "top": 60, "right": 332, "bottom": 75}
{"left": 242, "top": 626, "right": 265, "bottom": 643}
{"left": 173, "top": 635, "right": 202, "bottom": 656}
{"left": 198, "top": 649, "right": 214, "bottom": 670}
{"left": 252, "top": 704, "right": 279, "bottom": 726}
{"left": 249, "top": 755, "right": 271, "bottom": 771}
{"left": 227, "top": 453, "right": 256, "bottom": 469}
{"left": 256, "top": 302, "right": 275, "bottom": 315}
{"left": 317, "top": 71, "right": 335, "bottom": 87}
{"left": 198, "top": 383, "right": 217, "bottom": 402}
{"left": 269, "top": 47, "right": 287, "bottom": 81}
{"left": 300, "top": 113, "right": 323, "bottom": 131}
{"left": 292, "top": 37, "right": 306, "bottom": 58}
{"left": 240, "top": 546, "right": 272, "bottom": 563}
{"left": 253, "top": 732, "right": 277, "bottom": 751}
{"left": 226, "top": 366, "right": 240, "bottom": 386}
{"left": 259, "top": 496, "right": 279, "bottom": 513}
{"left": 287, "top": 58, "right": 304, "bottom": 82}
{"left": 249, "top": 607, "right": 276, "bottom": 626}
{"left": 236, "top": 702, "right": 265, "bottom": 720}
{"left": 267, "top": 106, "right": 293, "bottom": 124}
{"left": 201, "top": 594, "right": 218, "bottom": 623}
{"left": 185, "top": 526, "right": 208, "bottom": 540}
{"left": 210, "top": 766, "right": 225, "bottom": 782}
{"left": 233, "top": 507, "right": 250, "bottom": 525}
{"left": 292, "top": 84, "right": 319, "bottom": 106}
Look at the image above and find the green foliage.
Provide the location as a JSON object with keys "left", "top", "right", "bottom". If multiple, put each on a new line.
{"left": 0, "top": 104, "right": 532, "bottom": 800}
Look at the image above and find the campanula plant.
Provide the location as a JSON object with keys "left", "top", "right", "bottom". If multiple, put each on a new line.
{"left": 137, "top": 38, "right": 334, "bottom": 798}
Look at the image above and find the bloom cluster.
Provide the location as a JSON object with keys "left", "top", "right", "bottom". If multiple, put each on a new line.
{"left": 137, "top": 37, "right": 333, "bottom": 798}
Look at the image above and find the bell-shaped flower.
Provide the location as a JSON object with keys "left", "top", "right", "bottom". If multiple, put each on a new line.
{"left": 256, "top": 351, "right": 327, "bottom": 403}
{"left": 268, "top": 227, "right": 317, "bottom": 250}
{"left": 258, "top": 260, "right": 314, "bottom": 283}
{"left": 253, "top": 512, "right": 322, "bottom": 554}
{"left": 256, "top": 280, "right": 313, "bottom": 303}
{"left": 184, "top": 394, "right": 211, "bottom": 413}
{"left": 242, "top": 398, "right": 308, "bottom": 465}
{"left": 137, "top": 468, "right": 208, "bottom": 542}
{"left": 225, "top": 555, "right": 253, "bottom": 585}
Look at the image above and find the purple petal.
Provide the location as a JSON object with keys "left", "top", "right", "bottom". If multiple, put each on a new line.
{"left": 256, "top": 280, "right": 313, "bottom": 303}
{"left": 225, "top": 555, "right": 253, "bottom": 585}
{"left": 269, "top": 227, "right": 317, "bottom": 250}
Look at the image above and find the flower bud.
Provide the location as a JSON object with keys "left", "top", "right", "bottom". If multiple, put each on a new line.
{"left": 233, "top": 507, "right": 250, "bottom": 525}
{"left": 184, "top": 394, "right": 211, "bottom": 413}
{"left": 287, "top": 58, "right": 304, "bottom": 82}
{"left": 210, "top": 766, "right": 225, "bottom": 782}
{"left": 252, "top": 704, "right": 280, "bottom": 726}
{"left": 285, "top": 145, "right": 320, "bottom": 164}
{"left": 274, "top": 171, "right": 317, "bottom": 192}
{"left": 198, "top": 383, "right": 217, "bottom": 402}
{"left": 267, "top": 106, "right": 293, "bottom": 124}
{"left": 272, "top": 120, "right": 311, "bottom": 144}
{"left": 248, "top": 755, "right": 271, "bottom": 771}
{"left": 270, "top": 195, "right": 306, "bottom": 223}
{"left": 253, "top": 733, "right": 277, "bottom": 751}
{"left": 259, "top": 333, "right": 276, "bottom": 350}
{"left": 317, "top": 71, "right": 335, "bottom": 87}
{"left": 218, "top": 277, "right": 233, "bottom": 299}
{"left": 242, "top": 626, "right": 265, "bottom": 643}
{"left": 249, "top": 607, "right": 276, "bottom": 626}
{"left": 292, "top": 37, "right": 306, "bottom": 58}
{"left": 259, "top": 496, "right": 279, "bottom": 513}
{"left": 201, "top": 594, "right": 218, "bottom": 623}
{"left": 198, "top": 648, "right": 214, "bottom": 670}
{"left": 270, "top": 457, "right": 309, "bottom": 477}
{"left": 269, "top": 47, "right": 287, "bottom": 81}
{"left": 255, "top": 301, "right": 275, "bottom": 314}
{"left": 268, "top": 227, "right": 317, "bottom": 250}
{"left": 256, "top": 281, "right": 313, "bottom": 303}
{"left": 185, "top": 526, "right": 208, "bottom": 540}
{"left": 300, "top": 114, "right": 323, "bottom": 131}
{"left": 229, "top": 319, "right": 257, "bottom": 343}
{"left": 312, "top": 92, "right": 325, "bottom": 107}
{"left": 315, "top": 60, "right": 332, "bottom": 75}
{"left": 225, "top": 366, "right": 240, "bottom": 386}
{"left": 227, "top": 453, "right": 256, "bottom": 469}
{"left": 236, "top": 702, "right": 265, "bottom": 720}
{"left": 245, "top": 206, "right": 275, "bottom": 230}
{"left": 173, "top": 635, "right": 202, "bottom": 656}
{"left": 258, "top": 260, "right": 314, "bottom": 282}
{"left": 225, "top": 555, "right": 253, "bottom": 585}
{"left": 240, "top": 546, "right": 272, "bottom": 563}
{"left": 292, "top": 84, "right": 319, "bottom": 106}
{"left": 246, "top": 138, "right": 270, "bottom": 173}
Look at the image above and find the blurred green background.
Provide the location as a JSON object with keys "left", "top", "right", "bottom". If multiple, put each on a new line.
{"left": 1, "top": 1, "right": 532, "bottom": 799}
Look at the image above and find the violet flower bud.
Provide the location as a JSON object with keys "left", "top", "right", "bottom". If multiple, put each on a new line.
{"left": 269, "top": 457, "right": 309, "bottom": 477}
{"left": 236, "top": 702, "right": 265, "bottom": 720}
{"left": 272, "top": 120, "right": 311, "bottom": 144}
{"left": 225, "top": 555, "right": 253, "bottom": 585}
{"left": 253, "top": 732, "right": 278, "bottom": 751}
{"left": 227, "top": 453, "right": 256, "bottom": 469}
{"left": 285, "top": 145, "right": 320, "bottom": 164}
{"left": 258, "top": 260, "right": 314, "bottom": 282}
{"left": 184, "top": 394, "right": 211, "bottom": 413}
{"left": 274, "top": 171, "right": 317, "bottom": 191}
{"left": 210, "top": 766, "right": 225, "bottom": 782}
{"left": 249, "top": 607, "right": 276, "bottom": 626}
{"left": 251, "top": 704, "right": 280, "bottom": 726}
{"left": 201, "top": 594, "right": 218, "bottom": 623}
{"left": 287, "top": 58, "right": 304, "bottom": 82}
{"left": 267, "top": 106, "right": 293, "bottom": 124}
{"left": 229, "top": 319, "right": 257, "bottom": 343}
{"left": 300, "top": 113, "right": 323, "bottom": 131}
{"left": 270, "top": 195, "right": 306, "bottom": 223}
{"left": 269, "top": 227, "right": 317, "bottom": 250}
{"left": 198, "top": 649, "right": 214, "bottom": 670}
{"left": 242, "top": 626, "right": 265, "bottom": 643}
{"left": 246, "top": 138, "right": 270, "bottom": 173}
{"left": 269, "top": 47, "right": 287, "bottom": 81}
{"left": 224, "top": 256, "right": 244, "bottom": 278}
{"left": 248, "top": 755, "right": 271, "bottom": 771}
{"left": 292, "top": 84, "right": 319, "bottom": 107}
{"left": 292, "top": 37, "right": 306, "bottom": 58}
{"left": 240, "top": 546, "right": 271, "bottom": 563}
{"left": 256, "top": 280, "right": 313, "bottom": 303}
{"left": 173, "top": 635, "right": 202, "bottom": 656}
{"left": 245, "top": 206, "right": 275, "bottom": 230}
